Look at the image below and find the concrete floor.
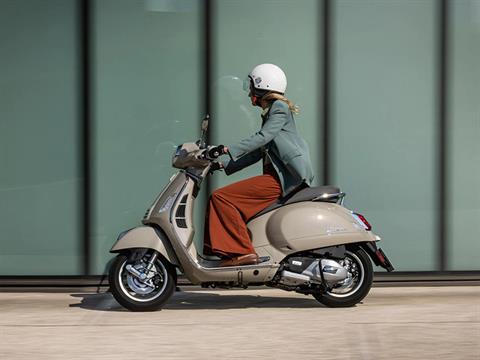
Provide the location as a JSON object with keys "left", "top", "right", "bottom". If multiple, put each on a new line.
{"left": 0, "top": 286, "right": 479, "bottom": 360}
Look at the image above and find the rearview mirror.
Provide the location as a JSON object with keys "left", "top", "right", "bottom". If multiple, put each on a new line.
{"left": 201, "top": 115, "right": 209, "bottom": 132}
{"left": 198, "top": 114, "right": 209, "bottom": 148}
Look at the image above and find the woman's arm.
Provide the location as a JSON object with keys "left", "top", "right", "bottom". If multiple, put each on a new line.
{"left": 222, "top": 148, "right": 262, "bottom": 175}
{"left": 227, "top": 101, "right": 289, "bottom": 161}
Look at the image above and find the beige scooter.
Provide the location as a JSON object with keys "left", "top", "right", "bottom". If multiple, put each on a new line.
{"left": 108, "top": 117, "right": 394, "bottom": 311}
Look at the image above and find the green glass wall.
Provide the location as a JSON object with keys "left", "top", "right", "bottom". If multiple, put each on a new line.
{"left": 92, "top": 0, "right": 203, "bottom": 273}
{"left": 0, "top": 1, "right": 479, "bottom": 276}
{"left": 0, "top": 0, "right": 81, "bottom": 275}
{"left": 211, "top": 0, "right": 322, "bottom": 190}
{"left": 447, "top": 0, "right": 480, "bottom": 270}
{"left": 332, "top": 0, "right": 437, "bottom": 270}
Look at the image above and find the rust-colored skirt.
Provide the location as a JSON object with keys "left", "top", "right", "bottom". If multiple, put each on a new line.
{"left": 203, "top": 172, "right": 281, "bottom": 257}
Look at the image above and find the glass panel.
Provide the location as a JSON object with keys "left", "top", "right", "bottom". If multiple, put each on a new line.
{"left": 0, "top": 0, "right": 81, "bottom": 275}
{"left": 92, "top": 0, "right": 202, "bottom": 273}
{"left": 448, "top": 0, "right": 480, "bottom": 270}
{"left": 333, "top": 0, "right": 437, "bottom": 270}
{"left": 212, "top": 0, "right": 322, "bottom": 189}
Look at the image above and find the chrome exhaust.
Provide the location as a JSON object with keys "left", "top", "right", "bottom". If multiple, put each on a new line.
{"left": 279, "top": 270, "right": 311, "bottom": 286}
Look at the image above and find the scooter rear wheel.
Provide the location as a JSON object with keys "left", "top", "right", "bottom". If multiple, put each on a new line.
{"left": 109, "top": 251, "right": 176, "bottom": 311}
{"left": 313, "top": 247, "right": 373, "bottom": 307}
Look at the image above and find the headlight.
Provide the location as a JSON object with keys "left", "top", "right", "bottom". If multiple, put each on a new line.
{"left": 174, "top": 145, "right": 182, "bottom": 156}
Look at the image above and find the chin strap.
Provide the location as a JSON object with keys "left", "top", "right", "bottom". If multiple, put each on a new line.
{"left": 251, "top": 95, "right": 264, "bottom": 107}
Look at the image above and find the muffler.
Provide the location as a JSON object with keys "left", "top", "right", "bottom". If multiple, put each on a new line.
{"left": 279, "top": 259, "right": 349, "bottom": 287}
{"left": 279, "top": 270, "right": 310, "bottom": 286}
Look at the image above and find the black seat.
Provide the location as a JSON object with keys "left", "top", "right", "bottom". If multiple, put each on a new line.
{"left": 252, "top": 185, "right": 342, "bottom": 219}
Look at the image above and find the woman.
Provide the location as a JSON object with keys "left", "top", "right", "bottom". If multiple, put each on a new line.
{"left": 204, "top": 63, "right": 314, "bottom": 267}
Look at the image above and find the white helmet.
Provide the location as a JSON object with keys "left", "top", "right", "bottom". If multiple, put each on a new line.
{"left": 244, "top": 63, "right": 287, "bottom": 95}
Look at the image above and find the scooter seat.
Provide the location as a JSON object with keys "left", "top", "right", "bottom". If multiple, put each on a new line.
{"left": 252, "top": 185, "right": 341, "bottom": 219}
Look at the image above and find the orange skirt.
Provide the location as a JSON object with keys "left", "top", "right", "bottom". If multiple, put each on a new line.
{"left": 203, "top": 173, "right": 281, "bottom": 257}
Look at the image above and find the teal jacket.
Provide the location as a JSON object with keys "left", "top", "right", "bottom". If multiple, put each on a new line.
{"left": 223, "top": 99, "right": 314, "bottom": 196}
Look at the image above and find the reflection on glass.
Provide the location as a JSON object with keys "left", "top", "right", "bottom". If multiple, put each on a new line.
{"left": 212, "top": 0, "right": 322, "bottom": 191}
{"left": 333, "top": 0, "right": 436, "bottom": 270}
{"left": 0, "top": 0, "right": 81, "bottom": 275}
{"left": 448, "top": 0, "right": 480, "bottom": 270}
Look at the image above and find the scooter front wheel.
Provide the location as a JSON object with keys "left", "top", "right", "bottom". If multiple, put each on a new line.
{"left": 313, "top": 247, "right": 373, "bottom": 307}
{"left": 109, "top": 251, "right": 176, "bottom": 311}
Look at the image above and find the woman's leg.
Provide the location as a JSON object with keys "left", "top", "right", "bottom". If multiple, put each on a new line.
{"left": 203, "top": 174, "right": 281, "bottom": 257}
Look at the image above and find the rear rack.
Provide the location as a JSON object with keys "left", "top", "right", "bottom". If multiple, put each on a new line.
{"left": 312, "top": 192, "right": 346, "bottom": 205}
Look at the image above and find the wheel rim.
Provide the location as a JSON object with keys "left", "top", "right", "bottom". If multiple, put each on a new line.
{"left": 117, "top": 254, "right": 168, "bottom": 303}
{"left": 326, "top": 251, "right": 364, "bottom": 298}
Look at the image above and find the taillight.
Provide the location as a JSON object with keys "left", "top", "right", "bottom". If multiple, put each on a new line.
{"left": 353, "top": 212, "right": 372, "bottom": 231}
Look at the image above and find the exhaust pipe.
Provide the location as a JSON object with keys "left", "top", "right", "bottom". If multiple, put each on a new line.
{"left": 279, "top": 270, "right": 311, "bottom": 286}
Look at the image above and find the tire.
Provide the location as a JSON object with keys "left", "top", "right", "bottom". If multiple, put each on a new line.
{"left": 109, "top": 251, "right": 176, "bottom": 311}
{"left": 313, "top": 247, "right": 373, "bottom": 308}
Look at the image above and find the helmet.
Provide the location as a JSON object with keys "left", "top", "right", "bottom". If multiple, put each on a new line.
{"left": 243, "top": 63, "right": 287, "bottom": 95}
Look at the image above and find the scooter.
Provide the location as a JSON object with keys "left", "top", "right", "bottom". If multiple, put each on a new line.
{"left": 108, "top": 116, "right": 394, "bottom": 311}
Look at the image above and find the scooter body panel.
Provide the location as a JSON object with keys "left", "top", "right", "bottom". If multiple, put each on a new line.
{"left": 110, "top": 226, "right": 179, "bottom": 266}
{"left": 248, "top": 202, "right": 378, "bottom": 254}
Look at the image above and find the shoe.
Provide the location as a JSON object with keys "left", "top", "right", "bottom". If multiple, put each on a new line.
{"left": 219, "top": 253, "right": 259, "bottom": 267}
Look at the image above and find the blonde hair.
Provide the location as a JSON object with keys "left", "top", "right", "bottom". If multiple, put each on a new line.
{"left": 262, "top": 92, "right": 300, "bottom": 114}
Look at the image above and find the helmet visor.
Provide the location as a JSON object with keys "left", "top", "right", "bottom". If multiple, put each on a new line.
{"left": 243, "top": 76, "right": 252, "bottom": 93}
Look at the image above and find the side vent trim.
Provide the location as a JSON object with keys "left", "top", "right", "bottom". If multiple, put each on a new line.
{"left": 175, "top": 194, "right": 189, "bottom": 228}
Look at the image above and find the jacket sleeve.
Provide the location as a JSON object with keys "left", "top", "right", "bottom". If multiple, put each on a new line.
{"left": 227, "top": 101, "right": 289, "bottom": 161}
{"left": 222, "top": 148, "right": 262, "bottom": 175}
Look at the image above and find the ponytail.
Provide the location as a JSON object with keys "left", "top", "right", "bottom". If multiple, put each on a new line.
{"left": 262, "top": 92, "right": 300, "bottom": 114}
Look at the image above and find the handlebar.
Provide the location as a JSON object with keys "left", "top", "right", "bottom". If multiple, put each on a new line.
{"left": 208, "top": 145, "right": 224, "bottom": 159}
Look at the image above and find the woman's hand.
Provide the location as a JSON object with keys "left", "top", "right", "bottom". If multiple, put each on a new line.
{"left": 209, "top": 161, "right": 224, "bottom": 174}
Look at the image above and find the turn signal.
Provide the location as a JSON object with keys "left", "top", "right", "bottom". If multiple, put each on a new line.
{"left": 354, "top": 213, "right": 372, "bottom": 231}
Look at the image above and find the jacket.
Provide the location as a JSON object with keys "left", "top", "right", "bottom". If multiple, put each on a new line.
{"left": 223, "top": 99, "right": 314, "bottom": 196}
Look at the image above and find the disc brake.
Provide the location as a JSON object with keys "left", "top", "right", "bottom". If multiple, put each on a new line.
{"left": 125, "top": 262, "right": 160, "bottom": 289}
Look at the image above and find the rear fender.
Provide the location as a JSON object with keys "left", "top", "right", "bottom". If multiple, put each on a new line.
{"left": 110, "top": 226, "right": 179, "bottom": 267}
{"left": 360, "top": 241, "right": 394, "bottom": 272}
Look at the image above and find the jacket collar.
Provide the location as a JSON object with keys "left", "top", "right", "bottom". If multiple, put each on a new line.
{"left": 261, "top": 106, "right": 271, "bottom": 121}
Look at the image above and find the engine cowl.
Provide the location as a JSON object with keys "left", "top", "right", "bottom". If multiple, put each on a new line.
{"left": 320, "top": 259, "right": 349, "bottom": 284}
{"left": 264, "top": 202, "right": 376, "bottom": 252}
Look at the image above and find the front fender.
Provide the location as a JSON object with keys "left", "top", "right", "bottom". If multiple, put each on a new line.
{"left": 110, "top": 226, "right": 179, "bottom": 267}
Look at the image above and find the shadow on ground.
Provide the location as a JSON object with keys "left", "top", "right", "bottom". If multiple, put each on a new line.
{"left": 69, "top": 289, "right": 324, "bottom": 312}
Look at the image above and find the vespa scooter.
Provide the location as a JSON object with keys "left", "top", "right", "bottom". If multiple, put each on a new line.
{"left": 108, "top": 117, "right": 394, "bottom": 311}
